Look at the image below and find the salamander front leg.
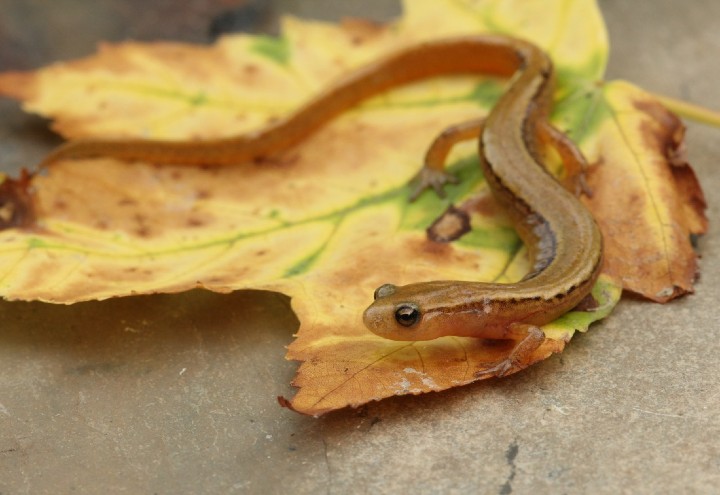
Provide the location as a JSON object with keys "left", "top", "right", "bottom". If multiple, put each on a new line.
{"left": 409, "top": 118, "right": 486, "bottom": 201}
{"left": 475, "top": 323, "right": 545, "bottom": 378}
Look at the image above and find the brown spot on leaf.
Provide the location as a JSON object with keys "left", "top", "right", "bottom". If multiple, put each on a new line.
{"left": 573, "top": 292, "right": 599, "bottom": 312}
{"left": 252, "top": 152, "right": 300, "bottom": 168}
{"left": 671, "top": 165, "right": 708, "bottom": 234}
{"left": 118, "top": 197, "right": 138, "bottom": 207}
{"left": 196, "top": 189, "right": 211, "bottom": 200}
{"left": 626, "top": 192, "right": 644, "bottom": 209}
{"left": 636, "top": 101, "right": 685, "bottom": 166}
{"left": 186, "top": 217, "right": 205, "bottom": 228}
{"left": 132, "top": 213, "right": 151, "bottom": 238}
{"left": 341, "top": 18, "right": 387, "bottom": 45}
{"left": 426, "top": 205, "right": 471, "bottom": 243}
{"left": 417, "top": 238, "right": 452, "bottom": 256}
{"left": 0, "top": 170, "right": 36, "bottom": 230}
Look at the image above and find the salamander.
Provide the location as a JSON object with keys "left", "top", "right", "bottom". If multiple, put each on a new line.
{"left": 40, "top": 36, "right": 603, "bottom": 376}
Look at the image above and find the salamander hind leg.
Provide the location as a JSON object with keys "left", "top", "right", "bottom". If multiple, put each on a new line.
{"left": 537, "top": 122, "right": 592, "bottom": 198}
{"left": 474, "top": 323, "right": 545, "bottom": 378}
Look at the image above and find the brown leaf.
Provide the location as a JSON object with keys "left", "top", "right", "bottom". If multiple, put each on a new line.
{"left": 582, "top": 82, "right": 707, "bottom": 302}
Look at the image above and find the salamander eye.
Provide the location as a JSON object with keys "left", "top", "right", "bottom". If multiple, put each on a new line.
{"left": 374, "top": 283, "right": 397, "bottom": 300}
{"left": 394, "top": 304, "right": 420, "bottom": 327}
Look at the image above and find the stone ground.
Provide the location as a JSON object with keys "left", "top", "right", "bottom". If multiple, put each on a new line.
{"left": 0, "top": 0, "right": 718, "bottom": 493}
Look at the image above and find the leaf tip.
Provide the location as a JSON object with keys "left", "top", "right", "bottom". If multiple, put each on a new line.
{"left": 0, "top": 70, "right": 39, "bottom": 101}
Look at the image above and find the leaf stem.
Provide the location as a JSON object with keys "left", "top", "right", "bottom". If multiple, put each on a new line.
{"left": 653, "top": 93, "right": 720, "bottom": 127}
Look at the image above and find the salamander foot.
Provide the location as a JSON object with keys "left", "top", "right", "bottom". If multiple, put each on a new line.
{"left": 409, "top": 167, "right": 458, "bottom": 201}
{"left": 474, "top": 324, "right": 545, "bottom": 379}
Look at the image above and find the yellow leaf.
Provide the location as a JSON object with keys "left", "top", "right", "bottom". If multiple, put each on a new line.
{"left": 0, "top": 0, "right": 705, "bottom": 415}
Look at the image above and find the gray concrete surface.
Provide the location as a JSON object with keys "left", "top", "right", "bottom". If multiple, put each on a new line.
{"left": 0, "top": 0, "right": 718, "bottom": 493}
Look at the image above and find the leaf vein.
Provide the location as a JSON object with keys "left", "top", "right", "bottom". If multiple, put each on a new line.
{"left": 309, "top": 343, "right": 415, "bottom": 408}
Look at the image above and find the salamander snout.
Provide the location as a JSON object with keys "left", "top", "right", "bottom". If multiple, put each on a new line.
{"left": 364, "top": 283, "right": 423, "bottom": 340}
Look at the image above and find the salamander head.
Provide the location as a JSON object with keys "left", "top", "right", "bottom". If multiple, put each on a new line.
{"left": 363, "top": 281, "right": 483, "bottom": 341}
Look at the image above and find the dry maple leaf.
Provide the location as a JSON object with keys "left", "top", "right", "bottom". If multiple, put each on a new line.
{"left": 0, "top": 0, "right": 707, "bottom": 415}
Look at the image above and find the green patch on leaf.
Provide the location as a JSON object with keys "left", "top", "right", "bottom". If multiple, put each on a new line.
{"left": 551, "top": 83, "right": 611, "bottom": 145}
{"left": 456, "top": 227, "right": 519, "bottom": 251}
{"left": 399, "top": 157, "right": 484, "bottom": 230}
{"left": 467, "top": 80, "right": 506, "bottom": 108}
{"left": 554, "top": 51, "right": 607, "bottom": 91}
{"left": 546, "top": 275, "right": 621, "bottom": 334}
{"left": 249, "top": 35, "right": 291, "bottom": 65}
